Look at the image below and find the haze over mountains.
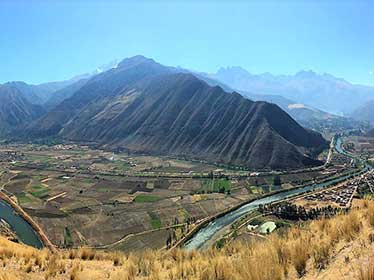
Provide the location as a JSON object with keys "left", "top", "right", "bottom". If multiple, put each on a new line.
{"left": 226, "top": 90, "right": 362, "bottom": 131}
{"left": 208, "top": 66, "right": 374, "bottom": 118}
{"left": 351, "top": 100, "right": 374, "bottom": 124}
{"left": 0, "top": 56, "right": 328, "bottom": 170}
{"left": 0, "top": 83, "right": 45, "bottom": 135}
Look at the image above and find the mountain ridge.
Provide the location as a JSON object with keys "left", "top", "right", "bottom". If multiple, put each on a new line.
{"left": 0, "top": 83, "right": 46, "bottom": 135}
{"left": 23, "top": 56, "right": 327, "bottom": 170}
{"left": 209, "top": 66, "right": 374, "bottom": 115}
{"left": 351, "top": 99, "right": 374, "bottom": 124}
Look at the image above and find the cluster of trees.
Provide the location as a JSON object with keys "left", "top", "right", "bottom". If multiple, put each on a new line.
{"left": 259, "top": 202, "right": 346, "bottom": 221}
{"left": 166, "top": 216, "right": 198, "bottom": 248}
{"left": 193, "top": 187, "right": 231, "bottom": 195}
{"left": 357, "top": 182, "right": 373, "bottom": 198}
{"left": 273, "top": 175, "right": 281, "bottom": 186}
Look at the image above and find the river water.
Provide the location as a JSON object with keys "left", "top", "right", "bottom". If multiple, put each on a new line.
{"left": 185, "top": 137, "right": 368, "bottom": 250}
{"left": 0, "top": 199, "right": 43, "bottom": 248}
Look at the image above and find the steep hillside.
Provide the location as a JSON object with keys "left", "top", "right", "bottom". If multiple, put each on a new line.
{"left": 0, "top": 84, "right": 45, "bottom": 135}
{"left": 196, "top": 72, "right": 359, "bottom": 131}
{"left": 28, "top": 56, "right": 172, "bottom": 137}
{"left": 0, "top": 199, "right": 373, "bottom": 280}
{"left": 26, "top": 56, "right": 327, "bottom": 170}
{"left": 240, "top": 92, "right": 335, "bottom": 121}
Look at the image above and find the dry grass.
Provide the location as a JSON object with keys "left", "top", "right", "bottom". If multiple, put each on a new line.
{"left": 0, "top": 200, "right": 373, "bottom": 280}
{"left": 368, "top": 204, "right": 374, "bottom": 228}
{"left": 0, "top": 273, "right": 19, "bottom": 280}
{"left": 312, "top": 239, "right": 331, "bottom": 270}
{"left": 358, "top": 259, "right": 374, "bottom": 280}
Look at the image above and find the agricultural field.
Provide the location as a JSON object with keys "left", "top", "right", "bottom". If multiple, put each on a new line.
{"left": 0, "top": 143, "right": 357, "bottom": 251}
{"left": 2, "top": 168, "right": 248, "bottom": 250}
{"left": 345, "top": 135, "right": 374, "bottom": 166}
{"left": 0, "top": 143, "right": 230, "bottom": 177}
{"left": 0, "top": 146, "right": 249, "bottom": 250}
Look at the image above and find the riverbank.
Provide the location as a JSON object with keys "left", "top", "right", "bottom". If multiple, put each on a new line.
{"left": 0, "top": 191, "right": 56, "bottom": 251}
{"left": 182, "top": 136, "right": 368, "bottom": 250}
{"left": 0, "top": 199, "right": 373, "bottom": 280}
{"left": 178, "top": 178, "right": 338, "bottom": 249}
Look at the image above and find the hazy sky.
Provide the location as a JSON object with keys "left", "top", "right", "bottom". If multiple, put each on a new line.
{"left": 1, "top": 0, "right": 374, "bottom": 85}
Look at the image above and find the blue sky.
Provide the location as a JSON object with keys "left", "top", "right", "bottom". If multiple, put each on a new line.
{"left": 1, "top": 0, "right": 374, "bottom": 85}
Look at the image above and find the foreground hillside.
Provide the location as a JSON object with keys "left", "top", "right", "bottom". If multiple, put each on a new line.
{"left": 0, "top": 200, "right": 373, "bottom": 280}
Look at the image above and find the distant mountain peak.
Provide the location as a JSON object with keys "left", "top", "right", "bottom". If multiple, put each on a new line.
{"left": 3, "top": 81, "right": 28, "bottom": 87}
{"left": 117, "top": 55, "right": 156, "bottom": 69}
{"left": 216, "top": 66, "right": 250, "bottom": 76}
{"left": 295, "top": 70, "right": 317, "bottom": 79}
{"left": 210, "top": 65, "right": 374, "bottom": 114}
{"left": 92, "top": 59, "right": 120, "bottom": 75}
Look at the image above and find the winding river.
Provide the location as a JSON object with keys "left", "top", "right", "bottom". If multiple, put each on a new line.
{"left": 0, "top": 199, "right": 43, "bottom": 248}
{"left": 185, "top": 136, "right": 369, "bottom": 250}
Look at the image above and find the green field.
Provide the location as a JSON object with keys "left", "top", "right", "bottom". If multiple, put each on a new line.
{"left": 134, "top": 194, "right": 160, "bottom": 203}
{"left": 200, "top": 178, "right": 231, "bottom": 193}
{"left": 84, "top": 178, "right": 94, "bottom": 184}
{"left": 114, "top": 161, "right": 131, "bottom": 171}
{"left": 29, "top": 184, "right": 50, "bottom": 198}
{"left": 148, "top": 212, "right": 162, "bottom": 229}
{"left": 63, "top": 227, "right": 73, "bottom": 247}
{"left": 16, "top": 192, "right": 32, "bottom": 204}
{"left": 32, "top": 175, "right": 45, "bottom": 181}
{"left": 27, "top": 155, "right": 53, "bottom": 165}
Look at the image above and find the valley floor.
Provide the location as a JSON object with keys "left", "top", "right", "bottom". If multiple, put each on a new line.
{"left": 0, "top": 142, "right": 347, "bottom": 251}
{"left": 0, "top": 199, "right": 373, "bottom": 280}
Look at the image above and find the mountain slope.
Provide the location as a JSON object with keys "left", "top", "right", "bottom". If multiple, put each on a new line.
{"left": 351, "top": 100, "right": 374, "bottom": 124}
{"left": 239, "top": 91, "right": 332, "bottom": 121}
{"left": 29, "top": 56, "right": 173, "bottom": 137}
{"left": 2, "top": 81, "right": 73, "bottom": 105}
{"left": 44, "top": 78, "right": 89, "bottom": 110}
{"left": 241, "top": 91, "right": 364, "bottom": 131}
{"left": 194, "top": 73, "right": 360, "bottom": 132}
{"left": 0, "top": 84, "right": 45, "bottom": 135}
{"left": 26, "top": 56, "right": 327, "bottom": 170}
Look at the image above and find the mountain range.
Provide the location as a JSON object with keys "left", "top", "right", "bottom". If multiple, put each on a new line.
{"left": 208, "top": 66, "right": 374, "bottom": 116}
{"left": 0, "top": 56, "right": 328, "bottom": 170}
{"left": 232, "top": 91, "right": 362, "bottom": 131}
